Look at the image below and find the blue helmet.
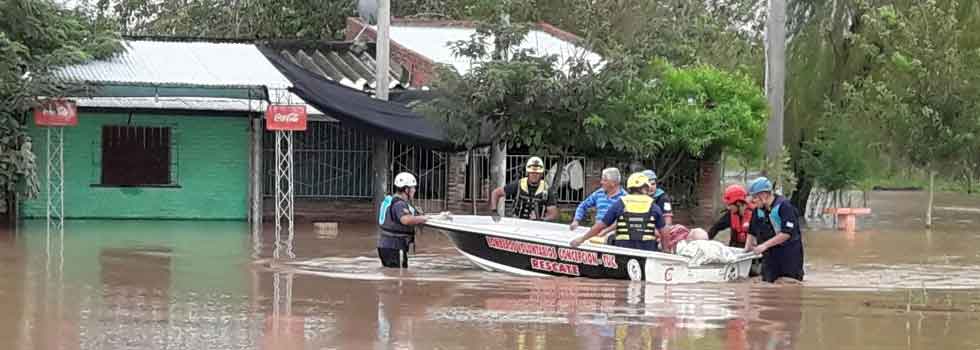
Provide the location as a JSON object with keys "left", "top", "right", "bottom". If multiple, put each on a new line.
{"left": 642, "top": 169, "right": 657, "bottom": 182}
{"left": 748, "top": 177, "right": 773, "bottom": 195}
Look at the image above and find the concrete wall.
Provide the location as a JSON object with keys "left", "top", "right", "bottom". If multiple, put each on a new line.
{"left": 22, "top": 112, "right": 250, "bottom": 220}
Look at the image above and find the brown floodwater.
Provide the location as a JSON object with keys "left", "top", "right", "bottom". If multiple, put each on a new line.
{"left": 2, "top": 191, "right": 979, "bottom": 350}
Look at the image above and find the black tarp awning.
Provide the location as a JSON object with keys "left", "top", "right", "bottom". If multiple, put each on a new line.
{"left": 259, "top": 45, "right": 461, "bottom": 151}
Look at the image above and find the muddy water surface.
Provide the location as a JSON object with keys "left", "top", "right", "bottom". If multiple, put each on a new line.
{"left": 2, "top": 191, "right": 979, "bottom": 349}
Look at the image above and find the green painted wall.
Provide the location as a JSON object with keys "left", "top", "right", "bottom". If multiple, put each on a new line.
{"left": 22, "top": 112, "right": 250, "bottom": 220}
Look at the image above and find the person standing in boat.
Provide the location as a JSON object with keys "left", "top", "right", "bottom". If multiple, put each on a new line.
{"left": 747, "top": 177, "right": 805, "bottom": 283}
{"left": 570, "top": 172, "right": 666, "bottom": 251}
{"left": 489, "top": 156, "right": 558, "bottom": 221}
{"left": 707, "top": 184, "right": 756, "bottom": 249}
{"left": 569, "top": 168, "right": 627, "bottom": 230}
{"left": 642, "top": 169, "right": 673, "bottom": 226}
{"left": 377, "top": 172, "right": 429, "bottom": 268}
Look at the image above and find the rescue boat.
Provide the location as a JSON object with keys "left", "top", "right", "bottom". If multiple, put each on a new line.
{"left": 424, "top": 215, "right": 758, "bottom": 284}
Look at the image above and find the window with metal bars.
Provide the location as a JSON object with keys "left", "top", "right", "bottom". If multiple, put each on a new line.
{"left": 100, "top": 126, "right": 173, "bottom": 186}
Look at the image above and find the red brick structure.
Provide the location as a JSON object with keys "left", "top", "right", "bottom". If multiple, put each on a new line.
{"left": 345, "top": 18, "right": 440, "bottom": 87}
{"left": 345, "top": 17, "right": 591, "bottom": 87}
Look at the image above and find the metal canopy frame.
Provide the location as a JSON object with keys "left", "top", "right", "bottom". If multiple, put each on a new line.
{"left": 268, "top": 88, "right": 297, "bottom": 260}
{"left": 46, "top": 127, "right": 65, "bottom": 236}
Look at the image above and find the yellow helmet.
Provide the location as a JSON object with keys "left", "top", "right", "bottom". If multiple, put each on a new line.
{"left": 626, "top": 173, "right": 650, "bottom": 189}
{"left": 525, "top": 156, "right": 545, "bottom": 174}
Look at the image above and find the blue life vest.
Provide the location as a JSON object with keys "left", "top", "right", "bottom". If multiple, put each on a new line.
{"left": 378, "top": 195, "right": 416, "bottom": 238}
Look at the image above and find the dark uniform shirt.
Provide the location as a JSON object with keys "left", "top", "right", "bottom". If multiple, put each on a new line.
{"left": 652, "top": 188, "right": 672, "bottom": 217}
{"left": 749, "top": 195, "right": 805, "bottom": 282}
{"left": 377, "top": 198, "right": 416, "bottom": 250}
{"left": 503, "top": 180, "right": 557, "bottom": 206}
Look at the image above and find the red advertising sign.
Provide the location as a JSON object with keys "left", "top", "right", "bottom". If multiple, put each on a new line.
{"left": 265, "top": 105, "right": 308, "bottom": 131}
{"left": 34, "top": 99, "right": 78, "bottom": 126}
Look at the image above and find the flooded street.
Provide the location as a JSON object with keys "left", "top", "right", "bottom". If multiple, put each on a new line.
{"left": 2, "top": 191, "right": 979, "bottom": 349}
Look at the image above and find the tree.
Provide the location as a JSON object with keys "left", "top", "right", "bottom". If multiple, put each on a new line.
{"left": 414, "top": 1, "right": 617, "bottom": 214}
{"left": 836, "top": 0, "right": 980, "bottom": 226}
{"left": 0, "top": 0, "right": 122, "bottom": 213}
{"left": 602, "top": 59, "right": 768, "bottom": 180}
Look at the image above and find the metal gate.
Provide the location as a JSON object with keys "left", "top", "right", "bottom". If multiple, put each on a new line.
{"left": 388, "top": 141, "right": 448, "bottom": 214}
{"left": 262, "top": 121, "right": 448, "bottom": 213}
{"left": 465, "top": 152, "right": 588, "bottom": 204}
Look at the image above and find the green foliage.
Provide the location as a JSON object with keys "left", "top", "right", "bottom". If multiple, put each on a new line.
{"left": 0, "top": 0, "right": 122, "bottom": 212}
{"left": 842, "top": 0, "right": 980, "bottom": 170}
{"left": 763, "top": 147, "right": 797, "bottom": 197}
{"left": 416, "top": 8, "right": 613, "bottom": 157}
{"left": 801, "top": 102, "right": 868, "bottom": 192}
{"left": 605, "top": 59, "right": 767, "bottom": 178}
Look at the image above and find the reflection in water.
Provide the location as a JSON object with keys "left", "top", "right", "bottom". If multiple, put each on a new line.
{"left": 0, "top": 190, "right": 978, "bottom": 350}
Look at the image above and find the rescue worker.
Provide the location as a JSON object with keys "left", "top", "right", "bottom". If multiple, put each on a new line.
{"left": 707, "top": 184, "right": 756, "bottom": 249}
{"left": 377, "top": 172, "right": 429, "bottom": 268}
{"left": 643, "top": 170, "right": 673, "bottom": 225}
{"left": 569, "top": 168, "right": 627, "bottom": 230}
{"left": 747, "top": 177, "right": 805, "bottom": 283}
{"left": 570, "top": 172, "right": 666, "bottom": 251}
{"left": 489, "top": 157, "right": 558, "bottom": 221}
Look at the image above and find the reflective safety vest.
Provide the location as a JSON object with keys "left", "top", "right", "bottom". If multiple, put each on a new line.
{"left": 729, "top": 208, "right": 753, "bottom": 246}
{"left": 613, "top": 194, "right": 659, "bottom": 241}
{"left": 378, "top": 195, "right": 416, "bottom": 238}
{"left": 513, "top": 178, "right": 550, "bottom": 220}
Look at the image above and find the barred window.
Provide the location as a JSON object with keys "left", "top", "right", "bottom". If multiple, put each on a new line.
{"left": 101, "top": 126, "right": 172, "bottom": 186}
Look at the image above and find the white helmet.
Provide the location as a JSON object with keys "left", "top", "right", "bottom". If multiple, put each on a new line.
{"left": 394, "top": 172, "right": 418, "bottom": 188}
{"left": 525, "top": 156, "right": 545, "bottom": 174}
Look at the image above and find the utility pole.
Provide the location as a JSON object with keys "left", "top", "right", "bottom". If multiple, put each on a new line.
{"left": 765, "top": 0, "right": 787, "bottom": 160}
{"left": 372, "top": 0, "right": 391, "bottom": 208}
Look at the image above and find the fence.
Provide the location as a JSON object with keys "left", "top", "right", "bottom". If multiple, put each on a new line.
{"left": 262, "top": 121, "right": 449, "bottom": 213}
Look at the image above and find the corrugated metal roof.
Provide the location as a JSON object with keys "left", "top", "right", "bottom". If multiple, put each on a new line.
{"left": 57, "top": 40, "right": 294, "bottom": 89}
{"left": 385, "top": 25, "right": 603, "bottom": 75}
{"left": 58, "top": 39, "right": 325, "bottom": 115}
{"left": 268, "top": 41, "right": 408, "bottom": 90}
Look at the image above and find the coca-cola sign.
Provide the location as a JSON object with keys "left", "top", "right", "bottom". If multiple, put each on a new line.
{"left": 265, "top": 105, "right": 308, "bottom": 131}
{"left": 34, "top": 99, "right": 78, "bottom": 126}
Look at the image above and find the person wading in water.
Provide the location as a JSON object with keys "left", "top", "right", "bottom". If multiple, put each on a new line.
{"left": 747, "top": 177, "right": 805, "bottom": 283}
{"left": 377, "top": 172, "right": 429, "bottom": 268}
{"left": 707, "top": 184, "right": 756, "bottom": 249}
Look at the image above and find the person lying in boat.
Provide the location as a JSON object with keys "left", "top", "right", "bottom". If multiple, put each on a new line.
{"left": 706, "top": 184, "right": 757, "bottom": 250}
{"left": 377, "top": 172, "right": 429, "bottom": 268}
{"left": 659, "top": 225, "right": 710, "bottom": 253}
{"left": 569, "top": 172, "right": 666, "bottom": 251}
{"left": 747, "top": 177, "right": 805, "bottom": 283}
{"left": 642, "top": 169, "right": 674, "bottom": 226}
{"left": 569, "top": 167, "right": 626, "bottom": 231}
{"left": 489, "top": 156, "right": 559, "bottom": 221}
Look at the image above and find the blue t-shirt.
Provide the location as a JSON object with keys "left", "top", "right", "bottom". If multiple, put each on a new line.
{"left": 599, "top": 198, "right": 667, "bottom": 231}
{"left": 574, "top": 188, "right": 627, "bottom": 222}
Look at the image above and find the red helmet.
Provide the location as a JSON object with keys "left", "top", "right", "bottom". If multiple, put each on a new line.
{"left": 723, "top": 184, "right": 748, "bottom": 205}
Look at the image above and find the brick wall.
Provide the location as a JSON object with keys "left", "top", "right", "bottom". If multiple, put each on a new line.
{"left": 346, "top": 17, "right": 439, "bottom": 87}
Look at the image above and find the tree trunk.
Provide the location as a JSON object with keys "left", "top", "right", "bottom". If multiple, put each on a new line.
{"left": 791, "top": 174, "right": 813, "bottom": 224}
{"left": 926, "top": 170, "right": 935, "bottom": 228}
{"left": 491, "top": 141, "right": 507, "bottom": 216}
